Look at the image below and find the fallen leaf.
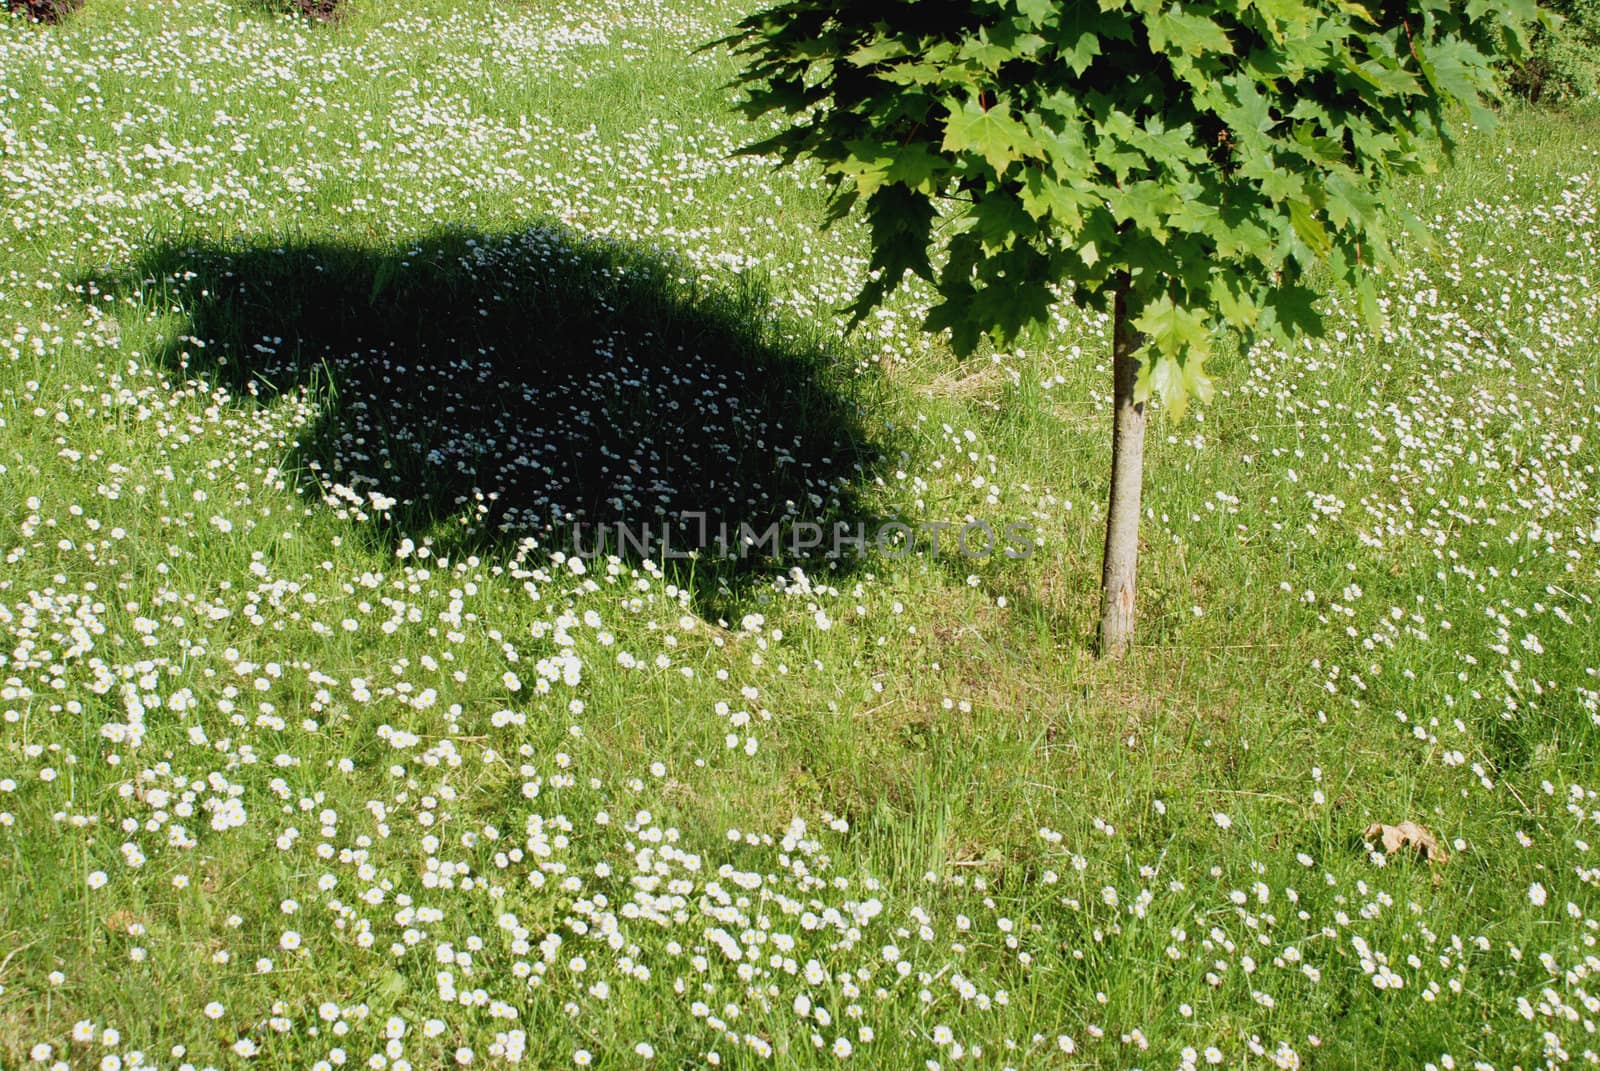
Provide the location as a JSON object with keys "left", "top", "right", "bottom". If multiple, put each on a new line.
{"left": 1365, "top": 820, "right": 1449, "bottom": 864}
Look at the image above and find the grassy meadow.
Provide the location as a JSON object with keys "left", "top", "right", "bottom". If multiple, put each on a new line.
{"left": 2, "top": 0, "right": 1599, "bottom": 1068}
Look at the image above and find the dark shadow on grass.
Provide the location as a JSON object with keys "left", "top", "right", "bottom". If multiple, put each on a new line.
{"left": 82, "top": 224, "right": 887, "bottom": 608}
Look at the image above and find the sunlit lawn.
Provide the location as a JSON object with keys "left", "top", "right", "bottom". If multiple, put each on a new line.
{"left": 2, "top": 1, "right": 1599, "bottom": 1068}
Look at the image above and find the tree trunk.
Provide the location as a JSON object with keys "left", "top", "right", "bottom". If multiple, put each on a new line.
{"left": 1098, "top": 289, "right": 1145, "bottom": 659}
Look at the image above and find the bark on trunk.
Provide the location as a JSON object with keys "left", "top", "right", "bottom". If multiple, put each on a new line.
{"left": 1098, "top": 289, "right": 1145, "bottom": 660}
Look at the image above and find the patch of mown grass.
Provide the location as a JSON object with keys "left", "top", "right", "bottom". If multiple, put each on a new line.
{"left": 2, "top": 0, "right": 1599, "bottom": 1065}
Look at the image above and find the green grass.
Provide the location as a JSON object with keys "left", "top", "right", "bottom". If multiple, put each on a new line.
{"left": 2, "top": 0, "right": 1599, "bottom": 1068}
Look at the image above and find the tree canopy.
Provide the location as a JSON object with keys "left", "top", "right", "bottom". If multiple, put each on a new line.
{"left": 724, "top": 0, "right": 1538, "bottom": 413}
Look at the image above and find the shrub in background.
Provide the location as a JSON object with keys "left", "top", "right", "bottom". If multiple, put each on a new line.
{"left": 1509, "top": 0, "right": 1600, "bottom": 102}
{"left": 6, "top": 0, "right": 85, "bottom": 24}
{"left": 288, "top": 0, "right": 344, "bottom": 21}
{"left": 243, "top": 0, "right": 345, "bottom": 22}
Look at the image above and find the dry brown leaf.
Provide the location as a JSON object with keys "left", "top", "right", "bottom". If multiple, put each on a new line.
{"left": 1365, "top": 820, "right": 1449, "bottom": 864}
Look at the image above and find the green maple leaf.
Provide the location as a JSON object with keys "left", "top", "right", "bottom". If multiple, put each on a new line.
{"left": 1135, "top": 294, "right": 1211, "bottom": 363}
{"left": 876, "top": 61, "right": 947, "bottom": 86}
{"left": 1254, "top": 166, "right": 1304, "bottom": 204}
{"left": 1218, "top": 77, "right": 1276, "bottom": 145}
{"left": 1020, "top": 167, "right": 1091, "bottom": 228}
{"left": 1343, "top": 55, "right": 1423, "bottom": 95}
{"left": 1059, "top": 30, "right": 1102, "bottom": 75}
{"left": 971, "top": 193, "right": 1033, "bottom": 255}
{"left": 1146, "top": 9, "right": 1234, "bottom": 56}
{"left": 841, "top": 139, "right": 896, "bottom": 198}
{"left": 1106, "top": 181, "right": 1180, "bottom": 235}
{"left": 1323, "top": 172, "right": 1379, "bottom": 230}
{"left": 1014, "top": 0, "right": 1054, "bottom": 29}
{"left": 941, "top": 95, "right": 1032, "bottom": 177}
{"left": 1414, "top": 38, "right": 1496, "bottom": 128}
{"left": 1053, "top": 5, "right": 1107, "bottom": 74}
{"left": 884, "top": 143, "right": 947, "bottom": 193}
{"left": 847, "top": 37, "right": 911, "bottom": 66}
{"left": 1209, "top": 272, "right": 1261, "bottom": 328}
{"left": 1145, "top": 350, "right": 1216, "bottom": 419}
{"left": 1132, "top": 293, "right": 1216, "bottom": 417}
{"left": 1246, "top": 0, "right": 1316, "bottom": 44}
{"left": 1354, "top": 273, "right": 1386, "bottom": 334}
{"left": 959, "top": 30, "right": 1017, "bottom": 71}
{"left": 1287, "top": 198, "right": 1332, "bottom": 256}
{"left": 1260, "top": 281, "right": 1323, "bottom": 336}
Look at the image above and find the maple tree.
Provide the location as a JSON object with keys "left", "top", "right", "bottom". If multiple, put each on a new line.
{"left": 722, "top": 0, "right": 1537, "bottom": 657}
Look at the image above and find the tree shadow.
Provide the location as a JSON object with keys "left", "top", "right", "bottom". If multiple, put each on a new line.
{"left": 82, "top": 224, "right": 888, "bottom": 607}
